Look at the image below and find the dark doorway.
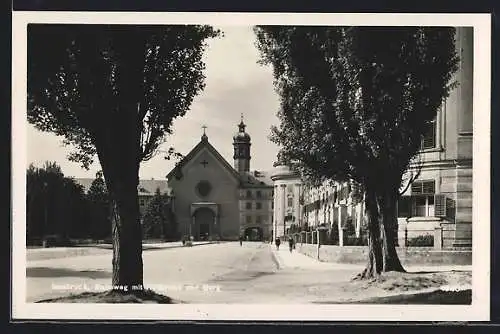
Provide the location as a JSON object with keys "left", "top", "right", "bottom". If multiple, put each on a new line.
{"left": 194, "top": 208, "right": 214, "bottom": 241}
{"left": 244, "top": 227, "right": 263, "bottom": 241}
{"left": 199, "top": 223, "right": 210, "bottom": 240}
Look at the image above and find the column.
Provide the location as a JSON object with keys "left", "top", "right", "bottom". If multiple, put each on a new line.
{"left": 280, "top": 184, "right": 286, "bottom": 237}
{"left": 294, "top": 183, "right": 301, "bottom": 226}
{"left": 297, "top": 183, "right": 303, "bottom": 227}
{"left": 338, "top": 206, "right": 344, "bottom": 247}
{"left": 191, "top": 215, "right": 195, "bottom": 239}
{"left": 213, "top": 214, "right": 218, "bottom": 240}
{"left": 355, "top": 203, "right": 361, "bottom": 238}
{"left": 273, "top": 185, "right": 278, "bottom": 242}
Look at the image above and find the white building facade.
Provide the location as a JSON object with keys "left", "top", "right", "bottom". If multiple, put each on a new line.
{"left": 301, "top": 180, "right": 364, "bottom": 245}
{"left": 270, "top": 165, "right": 302, "bottom": 241}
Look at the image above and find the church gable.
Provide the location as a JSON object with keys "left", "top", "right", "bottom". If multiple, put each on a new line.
{"left": 184, "top": 147, "right": 240, "bottom": 184}
{"left": 166, "top": 138, "right": 239, "bottom": 184}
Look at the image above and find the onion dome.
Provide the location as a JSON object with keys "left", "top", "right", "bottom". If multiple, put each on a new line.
{"left": 233, "top": 114, "right": 251, "bottom": 142}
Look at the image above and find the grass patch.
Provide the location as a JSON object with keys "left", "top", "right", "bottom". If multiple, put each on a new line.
{"left": 347, "top": 270, "right": 471, "bottom": 292}
{"left": 36, "top": 289, "right": 177, "bottom": 304}
{"left": 336, "top": 270, "right": 472, "bottom": 305}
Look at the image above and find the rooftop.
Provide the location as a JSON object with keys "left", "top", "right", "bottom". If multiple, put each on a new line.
{"left": 74, "top": 178, "right": 171, "bottom": 196}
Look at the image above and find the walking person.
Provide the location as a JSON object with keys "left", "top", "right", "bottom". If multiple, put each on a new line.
{"left": 239, "top": 235, "right": 243, "bottom": 246}
{"left": 288, "top": 237, "right": 294, "bottom": 253}
{"left": 275, "top": 237, "right": 281, "bottom": 250}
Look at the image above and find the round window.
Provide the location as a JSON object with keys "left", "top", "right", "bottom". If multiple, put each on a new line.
{"left": 196, "top": 180, "right": 212, "bottom": 198}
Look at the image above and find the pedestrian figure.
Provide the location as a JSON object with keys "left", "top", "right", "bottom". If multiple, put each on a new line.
{"left": 239, "top": 235, "right": 243, "bottom": 246}
{"left": 275, "top": 238, "right": 281, "bottom": 250}
{"left": 288, "top": 237, "right": 294, "bottom": 253}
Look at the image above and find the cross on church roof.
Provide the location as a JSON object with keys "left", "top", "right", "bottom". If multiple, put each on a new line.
{"left": 201, "top": 125, "right": 208, "bottom": 141}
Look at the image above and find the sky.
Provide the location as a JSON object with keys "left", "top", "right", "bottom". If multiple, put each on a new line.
{"left": 26, "top": 25, "right": 281, "bottom": 179}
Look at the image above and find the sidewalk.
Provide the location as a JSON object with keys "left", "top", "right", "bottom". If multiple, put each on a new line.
{"left": 271, "top": 245, "right": 363, "bottom": 271}
{"left": 271, "top": 244, "right": 472, "bottom": 273}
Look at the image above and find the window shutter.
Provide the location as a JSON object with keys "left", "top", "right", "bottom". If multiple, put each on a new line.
{"left": 411, "top": 180, "right": 435, "bottom": 195}
{"left": 423, "top": 181, "right": 435, "bottom": 194}
{"left": 446, "top": 197, "right": 456, "bottom": 222}
{"left": 411, "top": 182, "right": 422, "bottom": 195}
{"left": 421, "top": 118, "right": 437, "bottom": 149}
{"left": 434, "top": 194, "right": 446, "bottom": 217}
{"left": 397, "top": 196, "right": 411, "bottom": 218}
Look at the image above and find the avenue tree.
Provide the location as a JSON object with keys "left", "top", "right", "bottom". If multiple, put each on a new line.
{"left": 255, "top": 26, "right": 459, "bottom": 278}
{"left": 26, "top": 162, "right": 87, "bottom": 243}
{"left": 28, "top": 24, "right": 221, "bottom": 291}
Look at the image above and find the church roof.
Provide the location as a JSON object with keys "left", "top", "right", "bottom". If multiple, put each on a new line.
{"left": 239, "top": 170, "right": 274, "bottom": 188}
{"left": 166, "top": 135, "right": 274, "bottom": 189}
{"left": 166, "top": 136, "right": 241, "bottom": 182}
{"left": 74, "top": 178, "right": 170, "bottom": 196}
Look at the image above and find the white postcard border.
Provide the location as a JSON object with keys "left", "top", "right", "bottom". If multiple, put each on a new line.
{"left": 12, "top": 11, "right": 491, "bottom": 321}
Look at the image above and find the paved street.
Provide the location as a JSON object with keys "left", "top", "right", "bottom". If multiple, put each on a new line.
{"left": 26, "top": 242, "right": 471, "bottom": 304}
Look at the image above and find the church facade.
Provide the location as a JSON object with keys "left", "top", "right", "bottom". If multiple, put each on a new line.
{"left": 166, "top": 117, "right": 274, "bottom": 241}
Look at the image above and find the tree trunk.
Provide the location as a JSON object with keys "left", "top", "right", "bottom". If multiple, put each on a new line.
{"left": 109, "top": 178, "right": 143, "bottom": 292}
{"left": 378, "top": 189, "right": 405, "bottom": 272}
{"left": 355, "top": 188, "right": 383, "bottom": 279}
{"left": 100, "top": 153, "right": 144, "bottom": 293}
{"left": 355, "top": 186, "right": 405, "bottom": 280}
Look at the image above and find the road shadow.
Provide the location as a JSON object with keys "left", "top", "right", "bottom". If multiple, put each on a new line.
{"left": 84, "top": 241, "right": 224, "bottom": 251}
{"left": 27, "top": 267, "right": 112, "bottom": 279}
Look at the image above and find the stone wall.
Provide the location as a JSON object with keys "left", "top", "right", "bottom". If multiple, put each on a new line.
{"left": 297, "top": 244, "right": 471, "bottom": 266}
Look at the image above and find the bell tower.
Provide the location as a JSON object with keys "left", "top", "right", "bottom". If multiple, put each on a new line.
{"left": 233, "top": 114, "right": 251, "bottom": 173}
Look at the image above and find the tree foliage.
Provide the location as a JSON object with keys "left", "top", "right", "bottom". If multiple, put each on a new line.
{"left": 26, "top": 162, "right": 88, "bottom": 244}
{"left": 256, "top": 26, "right": 458, "bottom": 186}
{"left": 27, "top": 24, "right": 221, "bottom": 289}
{"left": 142, "top": 188, "right": 177, "bottom": 240}
{"left": 28, "top": 24, "right": 221, "bottom": 168}
{"left": 255, "top": 26, "right": 459, "bottom": 277}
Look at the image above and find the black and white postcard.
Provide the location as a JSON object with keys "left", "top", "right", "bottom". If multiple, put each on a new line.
{"left": 11, "top": 12, "right": 491, "bottom": 321}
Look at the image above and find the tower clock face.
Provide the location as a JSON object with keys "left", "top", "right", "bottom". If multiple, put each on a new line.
{"left": 196, "top": 180, "right": 212, "bottom": 198}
